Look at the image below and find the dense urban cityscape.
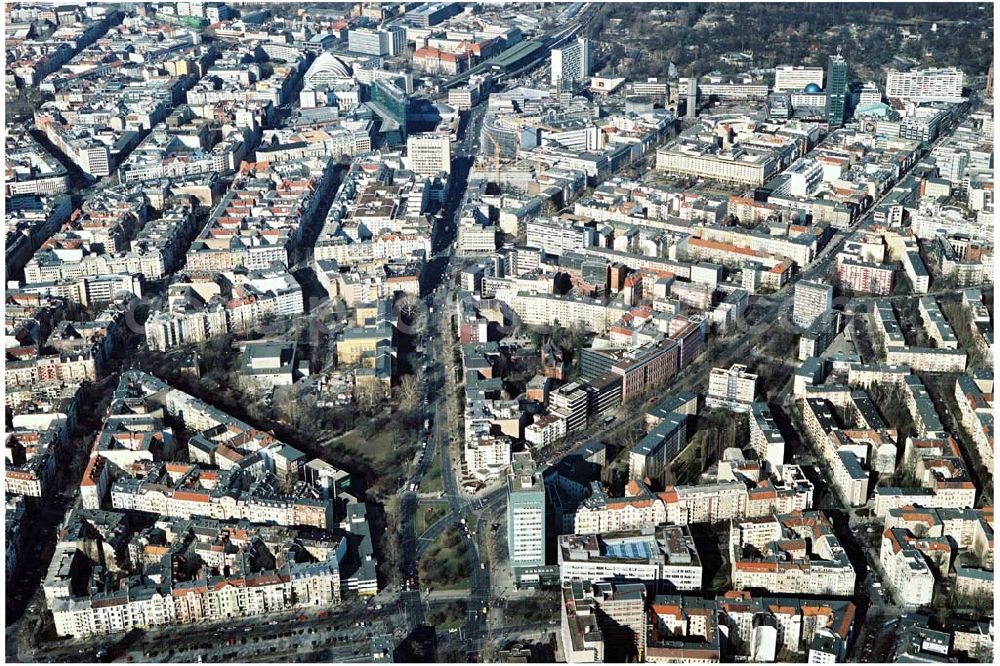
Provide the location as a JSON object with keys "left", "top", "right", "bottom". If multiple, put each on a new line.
{"left": 3, "top": 1, "right": 995, "bottom": 663}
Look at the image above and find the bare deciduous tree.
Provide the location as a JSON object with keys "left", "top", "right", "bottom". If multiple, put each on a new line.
{"left": 382, "top": 495, "right": 401, "bottom": 586}
{"left": 398, "top": 374, "right": 422, "bottom": 414}
{"left": 355, "top": 381, "right": 382, "bottom": 415}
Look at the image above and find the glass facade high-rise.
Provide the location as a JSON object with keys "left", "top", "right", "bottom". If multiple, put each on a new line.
{"left": 825, "top": 54, "right": 847, "bottom": 128}
{"left": 370, "top": 79, "right": 408, "bottom": 144}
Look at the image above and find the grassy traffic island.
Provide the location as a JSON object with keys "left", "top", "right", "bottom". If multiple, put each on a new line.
{"left": 418, "top": 525, "right": 471, "bottom": 592}
{"left": 424, "top": 601, "right": 467, "bottom": 631}
{"left": 415, "top": 503, "right": 448, "bottom": 536}
{"left": 419, "top": 448, "right": 445, "bottom": 495}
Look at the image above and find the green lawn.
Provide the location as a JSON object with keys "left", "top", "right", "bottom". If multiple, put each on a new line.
{"left": 420, "top": 448, "right": 444, "bottom": 495}
{"left": 335, "top": 427, "right": 400, "bottom": 468}
{"left": 427, "top": 578, "right": 471, "bottom": 592}
{"left": 415, "top": 503, "right": 448, "bottom": 535}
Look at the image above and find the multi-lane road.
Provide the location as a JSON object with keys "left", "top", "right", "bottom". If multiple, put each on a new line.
{"left": 390, "top": 87, "right": 497, "bottom": 659}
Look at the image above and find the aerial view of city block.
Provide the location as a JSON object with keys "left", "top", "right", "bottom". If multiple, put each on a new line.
{"left": 3, "top": 1, "right": 995, "bottom": 663}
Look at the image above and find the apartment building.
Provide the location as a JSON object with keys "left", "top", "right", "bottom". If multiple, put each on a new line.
{"left": 658, "top": 481, "right": 748, "bottom": 528}
{"left": 729, "top": 511, "right": 855, "bottom": 597}
{"left": 187, "top": 158, "right": 334, "bottom": 273}
{"left": 749, "top": 402, "right": 786, "bottom": 472}
{"left": 5, "top": 128, "right": 70, "bottom": 197}
{"left": 5, "top": 352, "right": 101, "bottom": 388}
{"left": 525, "top": 413, "right": 568, "bottom": 447}
{"left": 873, "top": 435, "right": 977, "bottom": 517}
{"left": 561, "top": 581, "right": 647, "bottom": 662}
{"left": 879, "top": 528, "right": 939, "bottom": 608}
{"left": 629, "top": 412, "right": 689, "bottom": 488}
{"left": 646, "top": 596, "right": 722, "bottom": 662}
{"left": 110, "top": 465, "right": 333, "bottom": 530}
{"left": 5, "top": 452, "right": 56, "bottom": 498}
{"left": 571, "top": 480, "right": 667, "bottom": 535}
{"left": 45, "top": 367, "right": 373, "bottom": 637}
{"left": 144, "top": 305, "right": 228, "bottom": 352}
{"left": 884, "top": 506, "right": 993, "bottom": 569}
{"left": 465, "top": 435, "right": 513, "bottom": 479}
{"left": 700, "top": 224, "right": 820, "bottom": 268}
{"left": 51, "top": 529, "right": 343, "bottom": 637}
{"left": 901, "top": 245, "right": 931, "bottom": 294}
{"left": 871, "top": 299, "right": 907, "bottom": 350}
{"left": 5, "top": 194, "right": 74, "bottom": 278}
{"left": 884, "top": 347, "right": 967, "bottom": 373}
{"left": 525, "top": 218, "right": 593, "bottom": 256}
{"left": 798, "top": 309, "right": 844, "bottom": 361}
{"left": 953, "top": 375, "right": 994, "bottom": 472}
{"left": 793, "top": 281, "right": 833, "bottom": 329}
{"left": 706, "top": 364, "right": 758, "bottom": 412}
{"left": 506, "top": 291, "right": 627, "bottom": 333}
{"left": 715, "top": 592, "right": 855, "bottom": 661}
{"left": 34, "top": 113, "right": 112, "bottom": 178}
{"left": 918, "top": 296, "right": 959, "bottom": 349}
{"left": 837, "top": 256, "right": 894, "bottom": 295}
{"left": 831, "top": 448, "right": 871, "bottom": 507}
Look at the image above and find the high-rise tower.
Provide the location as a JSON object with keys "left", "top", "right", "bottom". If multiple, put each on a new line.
{"left": 507, "top": 452, "right": 545, "bottom": 585}
{"left": 686, "top": 76, "right": 698, "bottom": 119}
{"left": 825, "top": 54, "right": 848, "bottom": 128}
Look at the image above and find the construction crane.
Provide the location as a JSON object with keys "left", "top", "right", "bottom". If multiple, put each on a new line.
{"left": 482, "top": 120, "right": 527, "bottom": 189}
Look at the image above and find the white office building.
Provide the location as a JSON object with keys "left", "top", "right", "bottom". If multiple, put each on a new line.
{"left": 406, "top": 134, "right": 451, "bottom": 176}
{"left": 348, "top": 26, "right": 406, "bottom": 57}
{"left": 525, "top": 218, "right": 592, "bottom": 256}
{"left": 551, "top": 37, "right": 592, "bottom": 87}
{"left": 507, "top": 452, "right": 546, "bottom": 583}
{"left": 774, "top": 65, "right": 824, "bottom": 92}
{"left": 558, "top": 525, "right": 702, "bottom": 591}
{"left": 855, "top": 82, "right": 883, "bottom": 108}
{"left": 886, "top": 67, "right": 964, "bottom": 103}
